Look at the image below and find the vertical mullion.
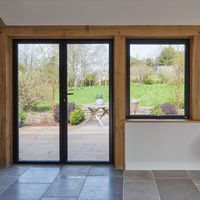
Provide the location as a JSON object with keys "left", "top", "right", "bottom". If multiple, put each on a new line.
{"left": 59, "top": 41, "right": 68, "bottom": 163}
{"left": 185, "top": 40, "right": 190, "bottom": 118}
{"left": 109, "top": 41, "right": 114, "bottom": 163}
{"left": 13, "top": 41, "right": 19, "bottom": 163}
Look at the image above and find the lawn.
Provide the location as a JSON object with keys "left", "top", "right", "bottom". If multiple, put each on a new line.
{"left": 65, "top": 86, "right": 109, "bottom": 106}
{"left": 34, "top": 83, "right": 184, "bottom": 111}
{"left": 130, "top": 83, "right": 184, "bottom": 107}
{"left": 35, "top": 85, "right": 109, "bottom": 110}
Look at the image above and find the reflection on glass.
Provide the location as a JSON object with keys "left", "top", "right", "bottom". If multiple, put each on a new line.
{"left": 18, "top": 44, "right": 59, "bottom": 161}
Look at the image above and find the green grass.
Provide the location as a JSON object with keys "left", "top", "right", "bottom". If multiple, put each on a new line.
{"left": 67, "top": 86, "right": 109, "bottom": 106}
{"left": 130, "top": 83, "right": 184, "bottom": 107}
{"left": 35, "top": 85, "right": 109, "bottom": 110}
{"left": 34, "top": 83, "right": 184, "bottom": 111}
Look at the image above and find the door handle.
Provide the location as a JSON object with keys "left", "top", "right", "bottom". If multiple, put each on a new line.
{"left": 67, "top": 93, "right": 74, "bottom": 95}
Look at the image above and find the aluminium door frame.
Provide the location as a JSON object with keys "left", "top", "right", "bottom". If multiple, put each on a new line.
{"left": 13, "top": 39, "right": 114, "bottom": 164}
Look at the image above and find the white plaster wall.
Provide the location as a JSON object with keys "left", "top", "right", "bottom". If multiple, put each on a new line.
{"left": 1, "top": 0, "right": 200, "bottom": 25}
{"left": 125, "top": 122, "right": 200, "bottom": 170}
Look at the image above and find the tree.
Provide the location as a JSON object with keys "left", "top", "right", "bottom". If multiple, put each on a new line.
{"left": 18, "top": 44, "right": 51, "bottom": 111}
{"left": 157, "top": 46, "right": 176, "bottom": 66}
{"left": 146, "top": 58, "right": 155, "bottom": 68}
{"left": 174, "top": 51, "right": 184, "bottom": 110}
{"left": 19, "top": 67, "right": 49, "bottom": 111}
{"left": 130, "top": 57, "right": 154, "bottom": 84}
{"left": 42, "top": 55, "right": 59, "bottom": 114}
{"left": 19, "top": 44, "right": 59, "bottom": 114}
{"left": 67, "top": 44, "right": 95, "bottom": 88}
{"left": 84, "top": 72, "right": 97, "bottom": 86}
{"left": 67, "top": 44, "right": 109, "bottom": 87}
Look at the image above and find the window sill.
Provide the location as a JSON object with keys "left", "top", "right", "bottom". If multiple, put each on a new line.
{"left": 125, "top": 119, "right": 200, "bottom": 123}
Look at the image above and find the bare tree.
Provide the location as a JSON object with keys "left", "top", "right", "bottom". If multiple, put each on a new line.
{"left": 67, "top": 44, "right": 109, "bottom": 87}
{"left": 42, "top": 56, "right": 59, "bottom": 114}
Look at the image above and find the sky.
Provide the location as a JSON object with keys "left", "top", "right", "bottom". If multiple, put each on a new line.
{"left": 130, "top": 44, "right": 185, "bottom": 59}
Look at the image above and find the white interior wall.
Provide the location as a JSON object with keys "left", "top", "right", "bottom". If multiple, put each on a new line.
{"left": 1, "top": 0, "right": 200, "bottom": 25}
{"left": 125, "top": 122, "right": 200, "bottom": 170}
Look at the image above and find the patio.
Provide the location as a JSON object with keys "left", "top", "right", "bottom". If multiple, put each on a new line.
{"left": 19, "top": 117, "right": 109, "bottom": 161}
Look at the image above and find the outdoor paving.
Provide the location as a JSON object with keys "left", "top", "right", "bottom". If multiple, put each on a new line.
{"left": 19, "top": 118, "right": 109, "bottom": 161}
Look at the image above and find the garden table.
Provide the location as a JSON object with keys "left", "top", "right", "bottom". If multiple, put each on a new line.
{"left": 84, "top": 104, "right": 109, "bottom": 127}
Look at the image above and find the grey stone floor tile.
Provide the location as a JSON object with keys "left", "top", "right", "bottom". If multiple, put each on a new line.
{"left": 44, "top": 178, "right": 85, "bottom": 198}
{"left": 58, "top": 165, "right": 91, "bottom": 178}
{"left": 18, "top": 167, "right": 60, "bottom": 183}
{"left": 0, "top": 175, "right": 18, "bottom": 193}
{"left": 41, "top": 198, "right": 77, "bottom": 200}
{"left": 0, "top": 165, "right": 30, "bottom": 176}
{"left": 88, "top": 165, "right": 123, "bottom": 177}
{"left": 197, "top": 185, "right": 200, "bottom": 191}
{"left": 187, "top": 171, "right": 200, "bottom": 184}
{"left": 124, "top": 180, "right": 159, "bottom": 200}
{"left": 79, "top": 176, "right": 123, "bottom": 200}
{"left": 153, "top": 170, "right": 188, "bottom": 178}
{"left": 0, "top": 183, "right": 49, "bottom": 200}
{"left": 156, "top": 178, "right": 200, "bottom": 200}
{"left": 78, "top": 198, "right": 122, "bottom": 200}
{"left": 124, "top": 170, "right": 153, "bottom": 181}
{"left": 30, "top": 165, "right": 63, "bottom": 169}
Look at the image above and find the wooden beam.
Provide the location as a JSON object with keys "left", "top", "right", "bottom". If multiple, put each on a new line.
{"left": 0, "top": 28, "right": 7, "bottom": 167}
{"left": 0, "top": 26, "right": 12, "bottom": 167}
{"left": 114, "top": 35, "right": 126, "bottom": 169}
{"left": 6, "top": 37, "right": 13, "bottom": 167}
{"left": 0, "top": 17, "right": 6, "bottom": 27}
{"left": 190, "top": 35, "right": 200, "bottom": 120}
{"left": 5, "top": 25, "right": 200, "bottom": 38}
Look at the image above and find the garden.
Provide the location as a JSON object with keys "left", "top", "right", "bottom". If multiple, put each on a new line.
{"left": 18, "top": 43, "right": 186, "bottom": 127}
{"left": 129, "top": 44, "right": 185, "bottom": 116}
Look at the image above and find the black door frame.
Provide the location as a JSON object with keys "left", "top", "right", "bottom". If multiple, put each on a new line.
{"left": 13, "top": 39, "right": 114, "bottom": 164}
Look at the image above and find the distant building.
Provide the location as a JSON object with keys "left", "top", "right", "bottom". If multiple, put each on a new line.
{"left": 156, "top": 65, "right": 174, "bottom": 73}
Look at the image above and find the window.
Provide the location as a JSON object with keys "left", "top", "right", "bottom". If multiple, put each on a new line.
{"left": 126, "top": 39, "right": 190, "bottom": 119}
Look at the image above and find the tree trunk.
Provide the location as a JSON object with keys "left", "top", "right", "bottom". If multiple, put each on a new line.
{"left": 52, "top": 86, "right": 55, "bottom": 115}
{"left": 177, "top": 70, "right": 181, "bottom": 112}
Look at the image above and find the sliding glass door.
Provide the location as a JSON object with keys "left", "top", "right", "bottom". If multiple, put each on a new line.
{"left": 13, "top": 40, "right": 113, "bottom": 163}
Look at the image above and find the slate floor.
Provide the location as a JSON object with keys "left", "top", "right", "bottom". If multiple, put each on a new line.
{"left": 1, "top": 165, "right": 200, "bottom": 200}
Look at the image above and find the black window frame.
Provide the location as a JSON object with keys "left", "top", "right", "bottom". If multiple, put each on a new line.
{"left": 126, "top": 39, "right": 190, "bottom": 119}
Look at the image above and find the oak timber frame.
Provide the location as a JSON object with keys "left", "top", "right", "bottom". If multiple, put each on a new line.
{"left": 1, "top": 22, "right": 200, "bottom": 169}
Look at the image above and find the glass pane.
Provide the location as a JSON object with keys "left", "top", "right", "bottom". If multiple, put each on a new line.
{"left": 129, "top": 43, "right": 186, "bottom": 116}
{"left": 67, "top": 43, "right": 110, "bottom": 161}
{"left": 18, "top": 43, "right": 59, "bottom": 161}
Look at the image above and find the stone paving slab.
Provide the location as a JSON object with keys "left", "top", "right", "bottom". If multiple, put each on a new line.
{"left": 19, "top": 124, "right": 109, "bottom": 161}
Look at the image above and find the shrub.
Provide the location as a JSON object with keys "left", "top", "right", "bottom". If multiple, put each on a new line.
{"left": 143, "top": 75, "right": 162, "bottom": 84}
{"left": 69, "top": 108, "right": 85, "bottom": 125}
{"left": 151, "top": 103, "right": 177, "bottom": 115}
{"left": 54, "top": 102, "right": 76, "bottom": 122}
{"left": 143, "top": 77, "right": 154, "bottom": 85}
{"left": 161, "top": 103, "right": 178, "bottom": 115}
{"left": 32, "top": 103, "right": 51, "bottom": 112}
{"left": 168, "top": 97, "right": 184, "bottom": 109}
{"left": 96, "top": 92, "right": 104, "bottom": 99}
{"left": 151, "top": 106, "right": 165, "bottom": 115}
{"left": 19, "top": 109, "right": 26, "bottom": 124}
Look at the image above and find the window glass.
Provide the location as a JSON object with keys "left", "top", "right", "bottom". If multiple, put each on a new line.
{"left": 127, "top": 40, "right": 189, "bottom": 119}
